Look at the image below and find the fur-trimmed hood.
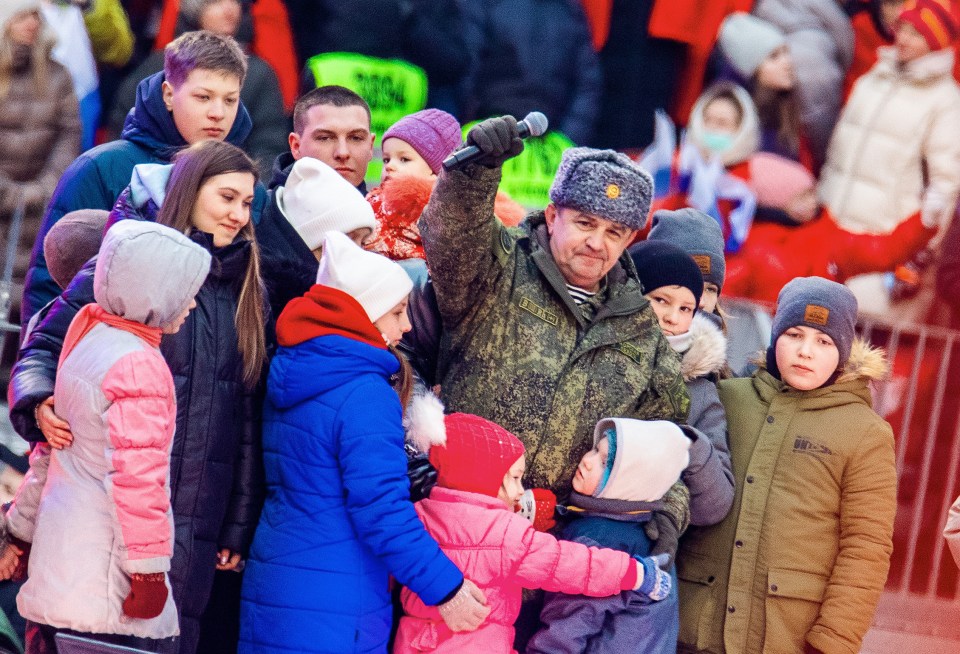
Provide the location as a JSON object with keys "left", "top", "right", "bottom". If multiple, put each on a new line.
{"left": 680, "top": 313, "right": 729, "bottom": 382}
{"left": 836, "top": 338, "right": 889, "bottom": 383}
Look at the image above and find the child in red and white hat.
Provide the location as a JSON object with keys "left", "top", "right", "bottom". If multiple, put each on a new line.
{"left": 394, "top": 413, "right": 670, "bottom": 653}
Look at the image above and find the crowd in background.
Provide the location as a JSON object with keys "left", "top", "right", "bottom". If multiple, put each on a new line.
{"left": 0, "top": 1, "right": 959, "bottom": 653}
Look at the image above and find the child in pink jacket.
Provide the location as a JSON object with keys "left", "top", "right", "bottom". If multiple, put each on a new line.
{"left": 5, "top": 221, "right": 211, "bottom": 653}
{"left": 393, "top": 413, "right": 671, "bottom": 653}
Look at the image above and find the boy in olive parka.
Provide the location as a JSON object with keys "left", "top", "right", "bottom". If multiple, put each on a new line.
{"left": 677, "top": 277, "right": 897, "bottom": 654}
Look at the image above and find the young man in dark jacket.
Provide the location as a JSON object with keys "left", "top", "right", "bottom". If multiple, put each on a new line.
{"left": 20, "top": 29, "right": 262, "bottom": 327}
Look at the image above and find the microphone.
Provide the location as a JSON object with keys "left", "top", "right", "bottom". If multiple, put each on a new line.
{"left": 442, "top": 111, "right": 549, "bottom": 171}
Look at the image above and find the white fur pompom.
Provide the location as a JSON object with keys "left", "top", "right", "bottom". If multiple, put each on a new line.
{"left": 403, "top": 390, "right": 447, "bottom": 453}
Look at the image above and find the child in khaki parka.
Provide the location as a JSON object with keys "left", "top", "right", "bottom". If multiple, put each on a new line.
{"left": 677, "top": 277, "right": 897, "bottom": 654}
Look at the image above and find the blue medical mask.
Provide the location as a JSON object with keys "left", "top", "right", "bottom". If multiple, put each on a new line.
{"left": 701, "top": 131, "right": 735, "bottom": 153}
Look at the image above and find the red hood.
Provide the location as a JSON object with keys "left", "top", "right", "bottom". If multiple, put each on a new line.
{"left": 276, "top": 284, "right": 386, "bottom": 349}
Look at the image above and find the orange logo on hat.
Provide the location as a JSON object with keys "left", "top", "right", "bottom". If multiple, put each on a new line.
{"left": 692, "top": 255, "right": 712, "bottom": 276}
{"left": 606, "top": 183, "right": 620, "bottom": 199}
{"left": 804, "top": 304, "right": 830, "bottom": 326}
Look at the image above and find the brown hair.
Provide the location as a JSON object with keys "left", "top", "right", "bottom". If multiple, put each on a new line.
{"left": 388, "top": 345, "right": 414, "bottom": 413}
{"left": 0, "top": 9, "right": 51, "bottom": 101}
{"left": 293, "top": 85, "right": 372, "bottom": 135}
{"left": 163, "top": 30, "right": 247, "bottom": 88}
{"left": 752, "top": 84, "right": 800, "bottom": 155}
{"left": 156, "top": 140, "right": 266, "bottom": 388}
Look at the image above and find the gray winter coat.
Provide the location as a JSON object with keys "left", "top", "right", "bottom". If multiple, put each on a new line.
{"left": 678, "top": 313, "right": 734, "bottom": 527}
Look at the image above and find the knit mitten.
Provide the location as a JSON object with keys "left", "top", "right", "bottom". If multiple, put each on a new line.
{"left": 122, "top": 573, "right": 168, "bottom": 619}
{"left": 516, "top": 488, "right": 557, "bottom": 532}
{"left": 635, "top": 554, "right": 672, "bottom": 601}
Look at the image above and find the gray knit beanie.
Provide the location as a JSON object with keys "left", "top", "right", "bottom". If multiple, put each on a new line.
{"left": 647, "top": 208, "right": 726, "bottom": 290}
{"left": 549, "top": 148, "right": 653, "bottom": 230}
{"left": 718, "top": 12, "right": 787, "bottom": 79}
{"left": 771, "top": 277, "right": 858, "bottom": 366}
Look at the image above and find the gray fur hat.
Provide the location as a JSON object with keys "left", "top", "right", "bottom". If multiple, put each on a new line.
{"left": 771, "top": 277, "right": 858, "bottom": 366}
{"left": 647, "top": 208, "right": 726, "bottom": 290}
{"left": 548, "top": 148, "right": 653, "bottom": 230}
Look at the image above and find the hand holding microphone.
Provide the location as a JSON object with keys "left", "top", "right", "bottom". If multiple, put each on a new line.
{"left": 443, "top": 112, "right": 549, "bottom": 171}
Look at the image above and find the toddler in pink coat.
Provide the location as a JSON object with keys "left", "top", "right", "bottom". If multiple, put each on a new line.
{"left": 393, "top": 413, "right": 670, "bottom": 653}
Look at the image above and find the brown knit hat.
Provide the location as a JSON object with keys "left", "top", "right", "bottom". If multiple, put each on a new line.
{"left": 44, "top": 210, "right": 109, "bottom": 290}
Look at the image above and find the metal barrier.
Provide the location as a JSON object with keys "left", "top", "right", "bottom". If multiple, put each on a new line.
{"left": 724, "top": 297, "right": 960, "bottom": 650}
{"left": 0, "top": 199, "right": 25, "bottom": 355}
{"left": 857, "top": 316, "right": 960, "bottom": 651}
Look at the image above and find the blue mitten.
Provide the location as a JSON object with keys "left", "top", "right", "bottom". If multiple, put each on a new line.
{"left": 635, "top": 554, "right": 672, "bottom": 601}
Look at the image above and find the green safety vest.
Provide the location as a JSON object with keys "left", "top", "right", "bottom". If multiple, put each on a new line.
{"left": 306, "top": 52, "right": 429, "bottom": 186}
{"left": 462, "top": 120, "right": 575, "bottom": 209}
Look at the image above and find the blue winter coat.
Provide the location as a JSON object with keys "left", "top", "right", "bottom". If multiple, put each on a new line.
{"left": 239, "top": 330, "right": 462, "bottom": 654}
{"left": 21, "top": 70, "right": 262, "bottom": 325}
{"left": 527, "top": 511, "right": 679, "bottom": 654}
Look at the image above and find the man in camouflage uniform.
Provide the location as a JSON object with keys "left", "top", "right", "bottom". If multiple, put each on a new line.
{"left": 419, "top": 116, "right": 690, "bottom": 501}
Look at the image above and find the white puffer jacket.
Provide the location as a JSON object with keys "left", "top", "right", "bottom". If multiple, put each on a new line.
{"left": 818, "top": 46, "right": 960, "bottom": 235}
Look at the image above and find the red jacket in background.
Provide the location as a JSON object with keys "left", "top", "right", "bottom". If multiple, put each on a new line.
{"left": 154, "top": 0, "right": 298, "bottom": 111}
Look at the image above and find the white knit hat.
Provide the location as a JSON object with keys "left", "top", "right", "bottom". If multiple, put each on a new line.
{"left": 593, "top": 418, "right": 691, "bottom": 502}
{"left": 718, "top": 12, "right": 787, "bottom": 79}
{"left": 0, "top": 0, "right": 42, "bottom": 30}
{"left": 316, "top": 231, "right": 413, "bottom": 322}
{"left": 276, "top": 157, "right": 377, "bottom": 251}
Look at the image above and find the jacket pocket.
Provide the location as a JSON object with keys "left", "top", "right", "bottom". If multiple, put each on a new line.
{"left": 763, "top": 567, "right": 827, "bottom": 653}
{"left": 677, "top": 552, "right": 722, "bottom": 652}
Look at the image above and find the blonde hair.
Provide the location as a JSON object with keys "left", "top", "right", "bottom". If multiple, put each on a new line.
{"left": 0, "top": 10, "right": 52, "bottom": 101}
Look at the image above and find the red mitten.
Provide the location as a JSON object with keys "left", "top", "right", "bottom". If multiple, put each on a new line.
{"left": 122, "top": 573, "right": 168, "bottom": 619}
{"left": 516, "top": 488, "right": 557, "bottom": 532}
{"left": 8, "top": 535, "right": 31, "bottom": 583}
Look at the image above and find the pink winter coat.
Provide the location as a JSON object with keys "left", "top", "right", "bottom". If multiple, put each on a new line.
{"left": 394, "top": 487, "right": 637, "bottom": 653}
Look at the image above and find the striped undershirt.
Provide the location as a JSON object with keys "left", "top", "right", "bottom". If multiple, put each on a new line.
{"left": 566, "top": 284, "right": 597, "bottom": 305}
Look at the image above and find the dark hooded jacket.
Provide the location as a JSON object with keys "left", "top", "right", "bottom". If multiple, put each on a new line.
{"left": 21, "top": 70, "right": 262, "bottom": 325}
{"left": 9, "top": 173, "right": 265, "bottom": 654}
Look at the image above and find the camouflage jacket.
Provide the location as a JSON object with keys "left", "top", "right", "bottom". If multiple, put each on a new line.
{"left": 419, "top": 165, "right": 690, "bottom": 496}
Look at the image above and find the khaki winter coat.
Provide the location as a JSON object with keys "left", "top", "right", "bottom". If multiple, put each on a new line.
{"left": 677, "top": 340, "right": 897, "bottom": 654}
{"left": 419, "top": 165, "right": 689, "bottom": 496}
{"left": 818, "top": 47, "right": 960, "bottom": 236}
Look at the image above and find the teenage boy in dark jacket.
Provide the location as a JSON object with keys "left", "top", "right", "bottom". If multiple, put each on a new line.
{"left": 21, "top": 29, "right": 262, "bottom": 326}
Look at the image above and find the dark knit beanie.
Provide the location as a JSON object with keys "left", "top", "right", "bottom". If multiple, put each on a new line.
{"left": 770, "top": 276, "right": 858, "bottom": 366}
{"left": 647, "top": 208, "right": 726, "bottom": 290}
{"left": 44, "top": 209, "right": 109, "bottom": 290}
{"left": 549, "top": 148, "right": 653, "bottom": 230}
{"left": 629, "top": 241, "right": 704, "bottom": 309}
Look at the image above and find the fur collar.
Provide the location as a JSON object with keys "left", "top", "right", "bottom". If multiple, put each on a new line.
{"left": 836, "top": 339, "right": 890, "bottom": 383}
{"left": 680, "top": 313, "right": 728, "bottom": 381}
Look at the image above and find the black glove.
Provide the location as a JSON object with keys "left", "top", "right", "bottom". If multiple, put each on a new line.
{"left": 465, "top": 116, "right": 524, "bottom": 168}
{"left": 644, "top": 510, "right": 681, "bottom": 569}
{"left": 406, "top": 443, "right": 438, "bottom": 502}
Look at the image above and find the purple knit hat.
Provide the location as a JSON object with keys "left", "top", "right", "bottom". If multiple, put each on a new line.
{"left": 382, "top": 109, "right": 462, "bottom": 174}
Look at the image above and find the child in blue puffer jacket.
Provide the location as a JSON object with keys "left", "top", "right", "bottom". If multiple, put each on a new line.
{"left": 240, "top": 231, "right": 488, "bottom": 654}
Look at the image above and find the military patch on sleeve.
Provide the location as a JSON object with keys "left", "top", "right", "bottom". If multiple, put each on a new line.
{"left": 519, "top": 297, "right": 560, "bottom": 326}
{"left": 612, "top": 341, "right": 645, "bottom": 364}
{"left": 692, "top": 255, "right": 711, "bottom": 276}
{"left": 804, "top": 304, "right": 830, "bottom": 326}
